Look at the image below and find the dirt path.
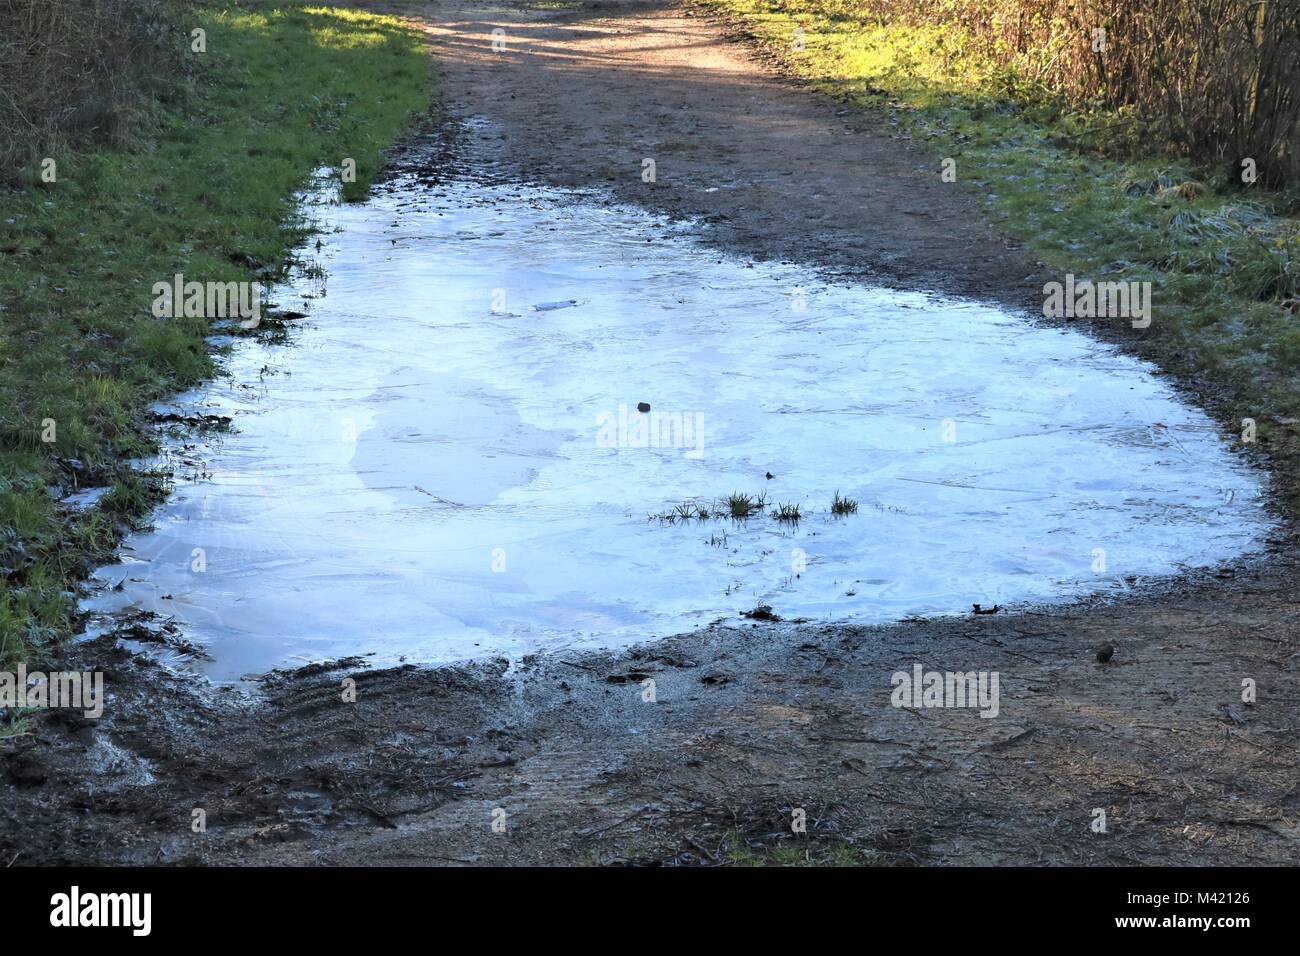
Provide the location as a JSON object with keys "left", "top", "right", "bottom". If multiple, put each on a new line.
{"left": 401, "top": 0, "right": 1044, "bottom": 305}
{"left": 4, "top": 0, "right": 1299, "bottom": 866}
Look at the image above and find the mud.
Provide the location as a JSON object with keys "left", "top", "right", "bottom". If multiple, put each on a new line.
{"left": 3, "top": 0, "right": 1298, "bottom": 866}
{"left": 6, "top": 553, "right": 1299, "bottom": 865}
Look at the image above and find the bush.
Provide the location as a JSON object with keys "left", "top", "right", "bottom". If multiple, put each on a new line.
{"left": 0, "top": 0, "right": 186, "bottom": 179}
{"left": 808, "top": 0, "right": 1300, "bottom": 187}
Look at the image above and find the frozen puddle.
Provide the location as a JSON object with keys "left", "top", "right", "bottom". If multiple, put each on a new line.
{"left": 86, "top": 176, "right": 1271, "bottom": 679}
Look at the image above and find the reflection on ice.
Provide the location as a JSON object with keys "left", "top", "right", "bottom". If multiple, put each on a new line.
{"left": 84, "top": 176, "right": 1271, "bottom": 679}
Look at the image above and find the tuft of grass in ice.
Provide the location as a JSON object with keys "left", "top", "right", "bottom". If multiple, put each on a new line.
{"left": 726, "top": 491, "right": 767, "bottom": 519}
{"left": 830, "top": 491, "right": 859, "bottom": 515}
{"left": 772, "top": 501, "right": 802, "bottom": 523}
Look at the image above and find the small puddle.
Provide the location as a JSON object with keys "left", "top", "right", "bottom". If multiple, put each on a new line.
{"left": 85, "top": 172, "right": 1271, "bottom": 679}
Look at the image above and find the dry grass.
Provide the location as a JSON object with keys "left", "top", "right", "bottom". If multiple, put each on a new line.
{"left": 0, "top": 0, "right": 186, "bottom": 180}
{"left": 800, "top": 0, "right": 1300, "bottom": 186}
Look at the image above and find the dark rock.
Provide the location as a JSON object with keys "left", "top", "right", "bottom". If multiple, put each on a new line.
{"left": 741, "top": 604, "right": 781, "bottom": 622}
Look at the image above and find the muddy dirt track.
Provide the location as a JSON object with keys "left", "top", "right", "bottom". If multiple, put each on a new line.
{"left": 410, "top": 0, "right": 1044, "bottom": 305}
{"left": 4, "top": 0, "right": 1299, "bottom": 866}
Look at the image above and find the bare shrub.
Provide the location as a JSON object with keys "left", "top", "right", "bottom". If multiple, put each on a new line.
{"left": 0, "top": 0, "right": 185, "bottom": 179}
{"left": 824, "top": 0, "right": 1300, "bottom": 187}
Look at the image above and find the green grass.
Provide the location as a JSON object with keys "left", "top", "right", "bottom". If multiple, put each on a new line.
{"left": 0, "top": 714, "right": 33, "bottom": 741}
{"left": 652, "top": 491, "right": 851, "bottom": 525}
{"left": 706, "top": 0, "right": 1300, "bottom": 502}
{"left": 772, "top": 501, "right": 802, "bottom": 523}
{"left": 0, "top": 1, "right": 432, "bottom": 666}
{"left": 830, "top": 491, "right": 858, "bottom": 515}
{"left": 726, "top": 491, "right": 767, "bottom": 519}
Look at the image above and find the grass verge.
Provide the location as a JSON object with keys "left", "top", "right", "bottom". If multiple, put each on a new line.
{"left": 703, "top": 0, "right": 1300, "bottom": 509}
{"left": 0, "top": 1, "right": 432, "bottom": 666}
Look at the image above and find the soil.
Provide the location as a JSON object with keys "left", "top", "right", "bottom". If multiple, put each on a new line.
{"left": 3, "top": 0, "right": 1298, "bottom": 866}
